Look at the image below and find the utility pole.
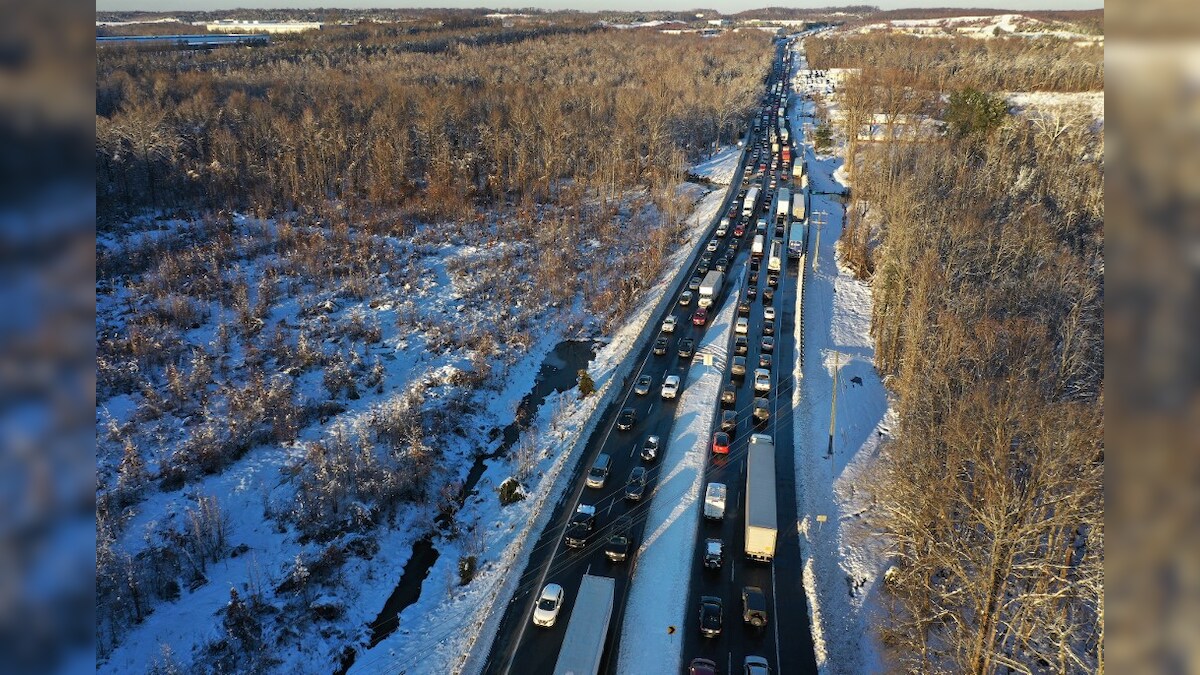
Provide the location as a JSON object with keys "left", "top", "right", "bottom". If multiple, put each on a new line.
{"left": 827, "top": 350, "right": 840, "bottom": 459}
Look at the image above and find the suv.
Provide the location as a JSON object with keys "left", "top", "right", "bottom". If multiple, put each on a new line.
{"left": 731, "top": 356, "right": 748, "bottom": 379}
{"left": 716, "top": 218, "right": 730, "bottom": 237}
{"left": 720, "top": 409, "right": 738, "bottom": 432}
{"left": 699, "top": 596, "right": 723, "bottom": 638}
{"left": 564, "top": 504, "right": 596, "bottom": 548}
{"left": 753, "top": 397, "right": 770, "bottom": 423}
{"left": 586, "top": 453, "right": 611, "bottom": 489}
{"left": 738, "top": 299, "right": 752, "bottom": 316}
{"left": 661, "top": 375, "right": 681, "bottom": 399}
{"left": 654, "top": 337, "right": 669, "bottom": 355}
{"left": 743, "top": 586, "right": 769, "bottom": 627}
{"left": 721, "top": 384, "right": 737, "bottom": 408}
{"left": 703, "top": 538, "right": 724, "bottom": 569}
{"left": 605, "top": 518, "right": 633, "bottom": 562}
{"left": 678, "top": 337, "right": 695, "bottom": 359}
{"left": 734, "top": 335, "right": 749, "bottom": 356}
{"left": 640, "top": 435, "right": 661, "bottom": 462}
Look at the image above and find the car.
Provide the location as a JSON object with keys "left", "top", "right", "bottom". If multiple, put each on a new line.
{"left": 761, "top": 336, "right": 775, "bottom": 353}
{"left": 743, "top": 586, "right": 769, "bottom": 627}
{"left": 749, "top": 258, "right": 760, "bottom": 272}
{"left": 625, "top": 467, "right": 647, "bottom": 501}
{"left": 700, "top": 596, "right": 723, "bottom": 637}
{"left": 634, "top": 374, "right": 653, "bottom": 396}
{"left": 721, "top": 384, "right": 737, "bottom": 408}
{"left": 564, "top": 504, "right": 596, "bottom": 548}
{"left": 586, "top": 454, "right": 611, "bottom": 489}
{"left": 706, "top": 239, "right": 720, "bottom": 253}
{"left": 764, "top": 305, "right": 776, "bottom": 321}
{"left": 532, "top": 583, "right": 565, "bottom": 627}
{"left": 720, "top": 409, "right": 738, "bottom": 432}
{"left": 738, "top": 299, "right": 752, "bottom": 316}
{"left": 617, "top": 407, "right": 636, "bottom": 431}
{"left": 736, "top": 317, "right": 750, "bottom": 334}
{"left": 640, "top": 435, "right": 661, "bottom": 461}
{"left": 754, "top": 368, "right": 771, "bottom": 392}
{"left": 696, "top": 262, "right": 710, "bottom": 277}
{"left": 726, "top": 243, "right": 738, "bottom": 259}
{"left": 744, "top": 655, "right": 771, "bottom": 675}
{"left": 716, "top": 218, "right": 730, "bottom": 237}
{"left": 678, "top": 337, "right": 695, "bottom": 359}
{"left": 662, "top": 315, "right": 678, "bottom": 333}
{"left": 690, "top": 658, "right": 719, "bottom": 675}
{"left": 759, "top": 353, "right": 772, "bottom": 369}
{"left": 692, "top": 307, "right": 708, "bottom": 326}
{"left": 747, "top": 285, "right": 758, "bottom": 300}
{"left": 775, "top": 224, "right": 785, "bottom": 237}
{"left": 753, "top": 397, "right": 770, "bottom": 423}
{"left": 661, "top": 375, "right": 681, "bottom": 399}
{"left": 703, "top": 538, "right": 724, "bottom": 569}
{"left": 749, "top": 269, "right": 760, "bottom": 286}
{"left": 763, "top": 320, "right": 775, "bottom": 337}
{"left": 734, "top": 334, "right": 749, "bottom": 355}
{"left": 756, "top": 218, "right": 767, "bottom": 233}
{"left": 605, "top": 529, "right": 632, "bottom": 563}
{"left": 715, "top": 257, "right": 728, "bottom": 273}
{"left": 734, "top": 224, "right": 746, "bottom": 237}
{"left": 712, "top": 431, "right": 731, "bottom": 454}
{"left": 731, "top": 355, "right": 747, "bottom": 379}
{"left": 688, "top": 276, "right": 702, "bottom": 291}
{"left": 654, "top": 337, "right": 668, "bottom": 356}
{"left": 763, "top": 286, "right": 775, "bottom": 303}
{"left": 679, "top": 290, "right": 694, "bottom": 306}
{"left": 768, "top": 273, "right": 779, "bottom": 288}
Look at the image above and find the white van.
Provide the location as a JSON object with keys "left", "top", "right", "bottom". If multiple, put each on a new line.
{"left": 586, "top": 454, "right": 611, "bottom": 489}
{"left": 704, "top": 482, "right": 727, "bottom": 520}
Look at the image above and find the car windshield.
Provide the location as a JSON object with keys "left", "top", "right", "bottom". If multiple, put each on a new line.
{"left": 538, "top": 597, "right": 557, "bottom": 610}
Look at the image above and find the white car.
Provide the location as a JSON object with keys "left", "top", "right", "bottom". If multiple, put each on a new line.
{"left": 661, "top": 375, "right": 681, "bottom": 399}
{"left": 532, "top": 583, "right": 565, "bottom": 627}
{"left": 662, "top": 315, "right": 678, "bottom": 333}
{"left": 754, "top": 368, "right": 771, "bottom": 392}
{"left": 736, "top": 317, "right": 750, "bottom": 334}
{"left": 763, "top": 305, "right": 775, "bottom": 321}
{"left": 706, "top": 239, "right": 720, "bottom": 252}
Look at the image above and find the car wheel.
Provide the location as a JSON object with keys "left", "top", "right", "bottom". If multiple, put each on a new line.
{"left": 751, "top": 616, "right": 765, "bottom": 627}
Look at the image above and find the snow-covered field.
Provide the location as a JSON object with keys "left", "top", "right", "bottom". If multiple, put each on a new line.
{"left": 1006, "top": 91, "right": 1105, "bottom": 125}
{"left": 786, "top": 41, "right": 894, "bottom": 674}
{"left": 690, "top": 145, "right": 744, "bottom": 186}
{"left": 853, "top": 13, "right": 1102, "bottom": 43}
{"left": 615, "top": 278, "right": 740, "bottom": 674}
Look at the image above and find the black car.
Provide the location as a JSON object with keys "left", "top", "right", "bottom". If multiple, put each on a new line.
{"left": 700, "top": 596, "right": 723, "bottom": 637}
{"left": 625, "top": 467, "right": 648, "bottom": 501}
{"left": 743, "top": 586, "right": 769, "bottom": 627}
{"left": 703, "top": 538, "right": 724, "bottom": 569}
{"left": 605, "top": 530, "right": 631, "bottom": 562}
{"left": 747, "top": 285, "right": 758, "bottom": 300}
{"left": 759, "top": 353, "right": 772, "bottom": 369}
{"left": 696, "top": 262, "right": 710, "bottom": 277}
{"left": 564, "top": 505, "right": 596, "bottom": 548}
{"left": 767, "top": 273, "right": 779, "bottom": 288}
{"left": 763, "top": 319, "right": 775, "bottom": 336}
{"left": 654, "top": 338, "right": 668, "bottom": 356}
{"left": 726, "top": 243, "right": 738, "bottom": 259}
{"left": 753, "top": 397, "right": 770, "bottom": 423}
{"left": 715, "top": 258, "right": 728, "bottom": 273}
{"left": 734, "top": 335, "right": 749, "bottom": 356}
{"left": 749, "top": 269, "right": 760, "bottom": 286}
{"left": 617, "top": 407, "right": 637, "bottom": 431}
{"left": 738, "top": 300, "right": 752, "bottom": 316}
{"left": 678, "top": 337, "right": 695, "bottom": 359}
{"left": 721, "top": 384, "right": 737, "bottom": 408}
{"left": 761, "top": 336, "right": 775, "bottom": 353}
{"left": 720, "top": 409, "right": 738, "bottom": 432}
{"left": 731, "top": 356, "right": 747, "bottom": 379}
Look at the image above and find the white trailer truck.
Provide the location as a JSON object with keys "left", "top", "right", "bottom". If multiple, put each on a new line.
{"left": 698, "top": 270, "right": 724, "bottom": 308}
{"left": 745, "top": 434, "right": 778, "bottom": 561}
{"left": 552, "top": 574, "right": 616, "bottom": 675}
{"left": 742, "top": 187, "right": 760, "bottom": 218}
{"left": 704, "top": 482, "right": 727, "bottom": 520}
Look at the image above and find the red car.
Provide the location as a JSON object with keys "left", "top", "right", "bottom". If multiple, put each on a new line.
{"left": 711, "top": 431, "right": 730, "bottom": 454}
{"left": 692, "top": 307, "right": 709, "bottom": 326}
{"left": 733, "top": 224, "right": 746, "bottom": 237}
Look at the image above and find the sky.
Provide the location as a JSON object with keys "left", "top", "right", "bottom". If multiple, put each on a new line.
{"left": 96, "top": 1, "right": 1103, "bottom": 13}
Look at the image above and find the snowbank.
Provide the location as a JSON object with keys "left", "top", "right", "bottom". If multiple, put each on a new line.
{"left": 616, "top": 278, "right": 740, "bottom": 675}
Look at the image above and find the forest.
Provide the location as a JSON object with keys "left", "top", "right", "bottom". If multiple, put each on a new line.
{"left": 819, "top": 29, "right": 1104, "bottom": 674}
{"left": 95, "top": 22, "right": 771, "bottom": 669}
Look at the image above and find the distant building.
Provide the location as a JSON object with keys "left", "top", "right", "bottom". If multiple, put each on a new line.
{"left": 202, "top": 20, "right": 322, "bottom": 34}
{"left": 97, "top": 33, "right": 270, "bottom": 48}
{"left": 707, "top": 19, "right": 730, "bottom": 26}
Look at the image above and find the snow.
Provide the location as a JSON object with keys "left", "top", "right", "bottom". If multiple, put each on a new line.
{"left": 616, "top": 276, "right": 740, "bottom": 675}
{"left": 851, "top": 14, "right": 1101, "bottom": 43}
{"left": 356, "top": 183, "right": 730, "bottom": 675}
{"left": 1006, "top": 91, "right": 1104, "bottom": 125}
{"left": 785, "top": 39, "right": 895, "bottom": 674}
{"left": 690, "top": 145, "right": 744, "bottom": 186}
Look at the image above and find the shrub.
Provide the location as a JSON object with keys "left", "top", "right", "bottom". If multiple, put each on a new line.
{"left": 498, "top": 477, "right": 525, "bottom": 506}
{"left": 945, "top": 87, "right": 1009, "bottom": 138}
{"left": 458, "top": 555, "right": 477, "bottom": 586}
{"left": 577, "top": 368, "right": 594, "bottom": 398}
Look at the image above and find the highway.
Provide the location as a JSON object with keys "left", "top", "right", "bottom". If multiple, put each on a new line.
{"left": 482, "top": 39, "right": 815, "bottom": 675}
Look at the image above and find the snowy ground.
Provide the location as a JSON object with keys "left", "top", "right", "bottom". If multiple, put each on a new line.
{"left": 690, "top": 145, "right": 744, "bottom": 186}
{"left": 1006, "top": 91, "right": 1105, "bottom": 126}
{"left": 853, "top": 13, "right": 1102, "bottom": 43}
{"left": 616, "top": 278, "right": 740, "bottom": 675}
{"left": 787, "top": 41, "right": 895, "bottom": 675}
{"left": 353, "top": 184, "right": 731, "bottom": 675}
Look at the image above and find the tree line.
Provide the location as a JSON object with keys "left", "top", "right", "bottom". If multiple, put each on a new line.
{"left": 819, "top": 32, "right": 1104, "bottom": 673}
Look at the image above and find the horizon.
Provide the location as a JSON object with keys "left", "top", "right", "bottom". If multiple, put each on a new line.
{"left": 95, "top": 2, "right": 1104, "bottom": 15}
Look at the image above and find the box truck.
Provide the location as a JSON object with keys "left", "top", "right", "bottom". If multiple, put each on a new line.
{"left": 745, "top": 434, "right": 777, "bottom": 561}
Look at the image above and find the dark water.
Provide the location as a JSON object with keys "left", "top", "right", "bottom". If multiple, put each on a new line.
{"left": 348, "top": 340, "right": 600, "bottom": 668}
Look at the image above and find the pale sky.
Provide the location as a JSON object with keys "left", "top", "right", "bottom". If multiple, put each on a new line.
{"left": 97, "top": 1, "right": 1102, "bottom": 13}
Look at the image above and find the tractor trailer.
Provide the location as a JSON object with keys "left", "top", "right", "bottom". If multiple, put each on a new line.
{"left": 745, "top": 434, "right": 778, "bottom": 561}
{"left": 552, "top": 575, "right": 616, "bottom": 675}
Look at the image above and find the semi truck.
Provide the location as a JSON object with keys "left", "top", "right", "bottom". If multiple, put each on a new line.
{"left": 745, "top": 434, "right": 778, "bottom": 561}
{"left": 742, "top": 187, "right": 760, "bottom": 219}
{"left": 751, "top": 234, "right": 765, "bottom": 260}
{"left": 552, "top": 574, "right": 616, "bottom": 675}
{"left": 792, "top": 190, "right": 807, "bottom": 222}
{"left": 768, "top": 239, "right": 783, "bottom": 272}
{"left": 698, "top": 271, "right": 724, "bottom": 308}
{"left": 788, "top": 221, "right": 808, "bottom": 260}
{"left": 792, "top": 160, "right": 805, "bottom": 182}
